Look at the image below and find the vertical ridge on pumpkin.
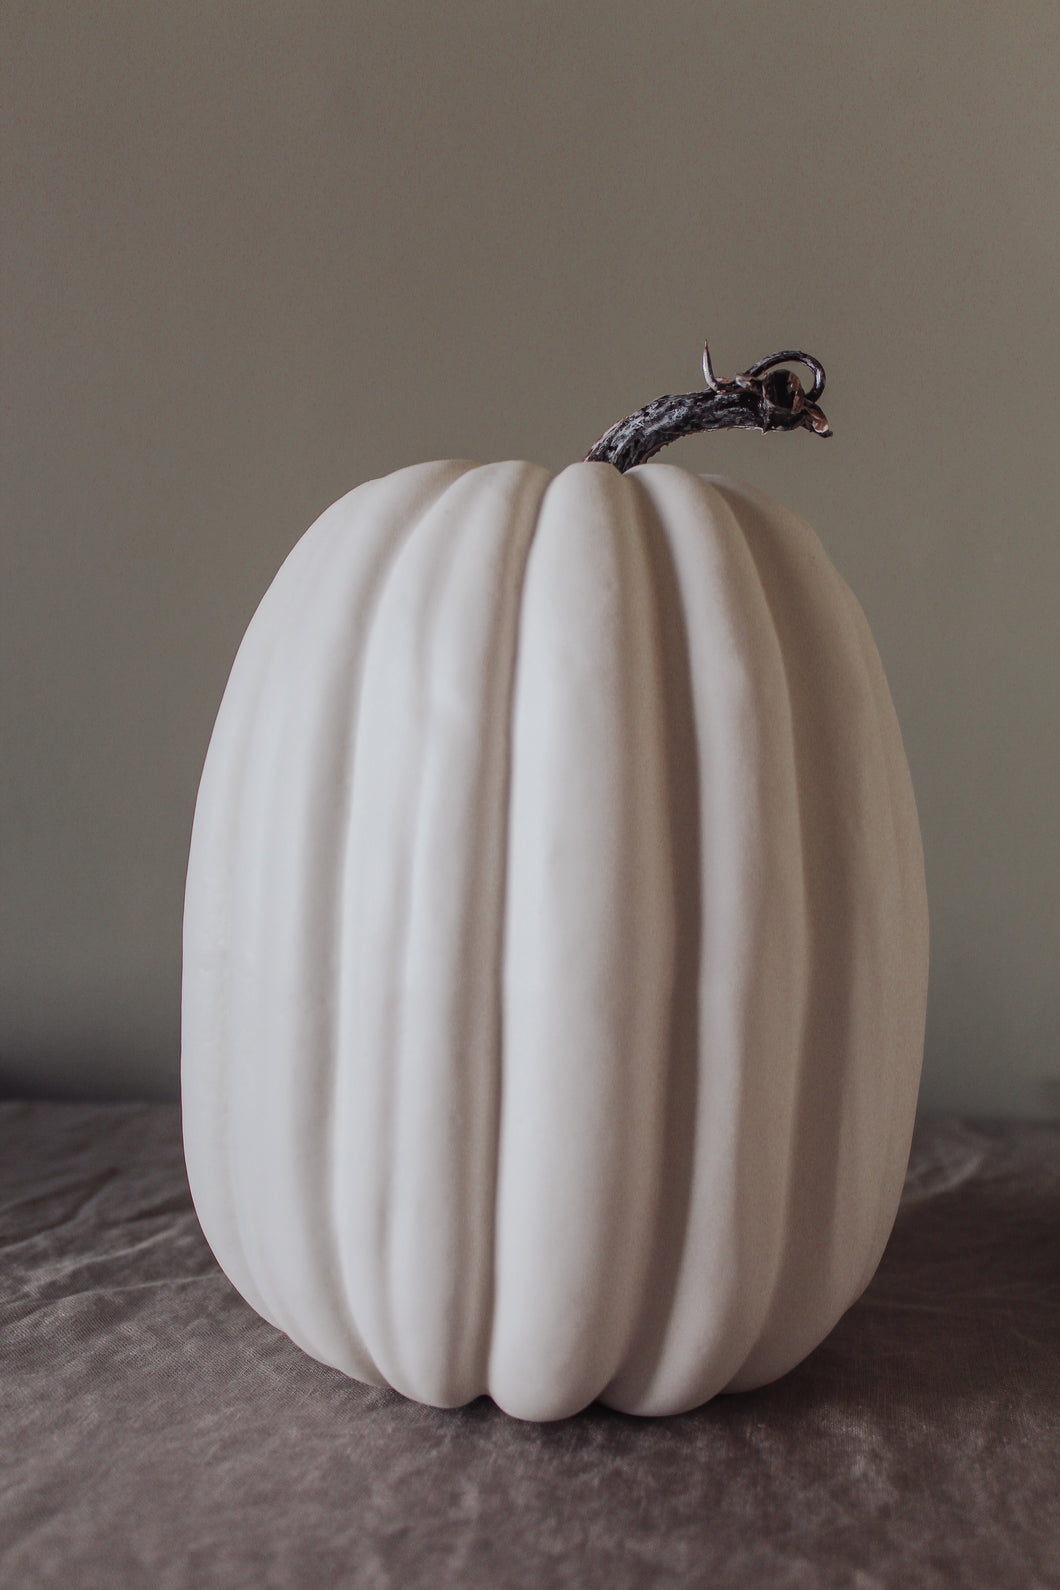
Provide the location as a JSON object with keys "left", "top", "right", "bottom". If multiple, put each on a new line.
{"left": 332, "top": 463, "right": 550, "bottom": 1407}
{"left": 184, "top": 464, "right": 474, "bottom": 1377}
{"left": 257, "top": 466, "right": 469, "bottom": 1374}
{"left": 181, "top": 517, "right": 320, "bottom": 1329}
{"left": 842, "top": 584, "right": 929, "bottom": 1289}
{"left": 386, "top": 462, "right": 549, "bottom": 1406}
{"left": 599, "top": 469, "right": 810, "bottom": 1415}
{"left": 490, "top": 462, "right": 675, "bottom": 1421}
{"left": 594, "top": 469, "right": 707, "bottom": 1413}
{"left": 325, "top": 463, "right": 490, "bottom": 1392}
{"left": 224, "top": 562, "right": 314, "bottom": 1344}
{"left": 716, "top": 478, "right": 860, "bottom": 1389}
{"left": 188, "top": 488, "right": 367, "bottom": 1337}
{"left": 714, "top": 481, "right": 925, "bottom": 1390}
{"left": 308, "top": 464, "right": 480, "bottom": 1381}
{"left": 828, "top": 581, "right": 919, "bottom": 1298}
{"left": 704, "top": 478, "right": 821, "bottom": 1396}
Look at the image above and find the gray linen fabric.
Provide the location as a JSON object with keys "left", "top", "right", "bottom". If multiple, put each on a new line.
{"left": 1, "top": 1102, "right": 1058, "bottom": 1589}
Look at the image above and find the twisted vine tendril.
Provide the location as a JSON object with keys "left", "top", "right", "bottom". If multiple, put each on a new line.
{"left": 584, "top": 340, "right": 832, "bottom": 473}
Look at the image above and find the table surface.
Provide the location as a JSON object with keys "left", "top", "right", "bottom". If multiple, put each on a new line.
{"left": 1, "top": 1102, "right": 1058, "bottom": 1589}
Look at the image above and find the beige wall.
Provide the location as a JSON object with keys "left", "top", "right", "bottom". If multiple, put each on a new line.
{"left": 3, "top": 3, "right": 1058, "bottom": 1112}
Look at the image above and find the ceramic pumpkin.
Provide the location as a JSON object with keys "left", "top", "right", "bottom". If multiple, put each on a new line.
{"left": 182, "top": 345, "right": 928, "bottom": 1421}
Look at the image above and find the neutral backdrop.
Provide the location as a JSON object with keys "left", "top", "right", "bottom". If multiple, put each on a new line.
{"left": 3, "top": 3, "right": 1058, "bottom": 1115}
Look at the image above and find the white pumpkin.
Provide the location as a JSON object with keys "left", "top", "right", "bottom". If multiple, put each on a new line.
{"left": 182, "top": 451, "right": 928, "bottom": 1421}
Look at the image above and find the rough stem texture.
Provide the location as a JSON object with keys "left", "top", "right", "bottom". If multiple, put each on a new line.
{"left": 585, "top": 347, "right": 832, "bottom": 473}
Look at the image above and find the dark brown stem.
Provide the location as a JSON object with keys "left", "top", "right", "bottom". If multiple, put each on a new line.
{"left": 585, "top": 342, "right": 832, "bottom": 473}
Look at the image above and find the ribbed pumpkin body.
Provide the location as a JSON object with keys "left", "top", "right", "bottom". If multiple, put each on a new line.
{"left": 181, "top": 459, "right": 928, "bottom": 1421}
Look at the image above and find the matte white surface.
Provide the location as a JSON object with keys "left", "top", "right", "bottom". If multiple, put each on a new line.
{"left": 182, "top": 461, "right": 929, "bottom": 1419}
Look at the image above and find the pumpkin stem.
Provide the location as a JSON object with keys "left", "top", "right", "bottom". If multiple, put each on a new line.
{"left": 585, "top": 342, "right": 832, "bottom": 472}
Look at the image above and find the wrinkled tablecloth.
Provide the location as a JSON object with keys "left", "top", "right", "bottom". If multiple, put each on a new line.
{"left": 1, "top": 1102, "right": 1058, "bottom": 1589}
